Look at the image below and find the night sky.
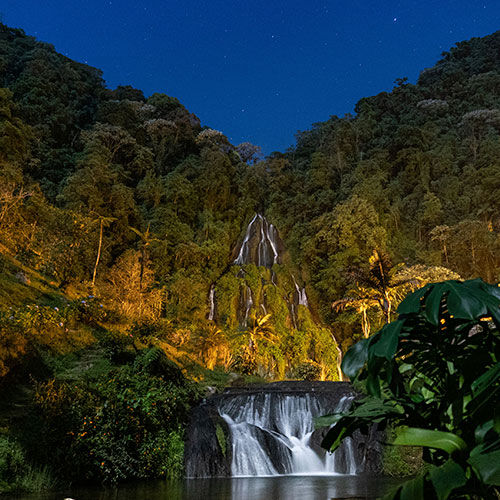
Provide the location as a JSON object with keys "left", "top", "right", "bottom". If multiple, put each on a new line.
{"left": 2, "top": 1, "right": 499, "bottom": 153}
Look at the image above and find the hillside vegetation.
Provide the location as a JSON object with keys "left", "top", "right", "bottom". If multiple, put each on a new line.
{"left": 0, "top": 22, "right": 499, "bottom": 490}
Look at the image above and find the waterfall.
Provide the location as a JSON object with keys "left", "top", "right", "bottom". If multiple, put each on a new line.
{"left": 235, "top": 214, "right": 258, "bottom": 265}
{"left": 242, "top": 285, "right": 253, "bottom": 325}
{"left": 218, "top": 392, "right": 359, "bottom": 477}
{"left": 234, "top": 214, "right": 279, "bottom": 268}
{"left": 293, "top": 276, "right": 309, "bottom": 307}
{"left": 208, "top": 284, "right": 216, "bottom": 321}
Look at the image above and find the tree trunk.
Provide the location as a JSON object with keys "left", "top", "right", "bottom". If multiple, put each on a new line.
{"left": 92, "top": 219, "right": 104, "bottom": 288}
{"left": 362, "top": 309, "right": 370, "bottom": 338}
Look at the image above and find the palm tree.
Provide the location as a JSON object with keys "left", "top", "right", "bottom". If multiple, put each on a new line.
{"left": 196, "top": 324, "right": 230, "bottom": 370}
{"left": 240, "top": 313, "right": 279, "bottom": 375}
{"left": 333, "top": 250, "right": 421, "bottom": 337}
{"left": 247, "top": 313, "right": 278, "bottom": 350}
{"left": 333, "top": 285, "right": 380, "bottom": 338}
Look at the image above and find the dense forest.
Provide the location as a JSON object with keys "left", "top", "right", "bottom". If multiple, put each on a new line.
{"left": 0, "top": 22, "right": 499, "bottom": 490}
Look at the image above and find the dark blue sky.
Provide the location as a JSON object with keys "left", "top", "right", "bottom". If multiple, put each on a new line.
{"left": 2, "top": 1, "right": 499, "bottom": 153}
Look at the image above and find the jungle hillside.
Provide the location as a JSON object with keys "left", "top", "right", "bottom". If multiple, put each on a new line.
{"left": 0, "top": 22, "right": 499, "bottom": 491}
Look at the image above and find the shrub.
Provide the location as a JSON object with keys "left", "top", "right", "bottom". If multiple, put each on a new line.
{"left": 27, "top": 349, "right": 199, "bottom": 484}
{"left": 0, "top": 435, "right": 56, "bottom": 493}
{"left": 292, "top": 360, "right": 322, "bottom": 381}
{"left": 318, "top": 279, "right": 500, "bottom": 499}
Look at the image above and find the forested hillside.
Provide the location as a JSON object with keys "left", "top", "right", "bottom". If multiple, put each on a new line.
{"left": 1, "top": 23, "right": 499, "bottom": 381}
{"left": 0, "top": 26, "right": 500, "bottom": 376}
{"left": 1, "top": 22, "right": 499, "bottom": 490}
{"left": 269, "top": 30, "right": 500, "bottom": 346}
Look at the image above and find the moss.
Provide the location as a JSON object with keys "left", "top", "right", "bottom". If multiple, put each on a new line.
{"left": 382, "top": 428, "right": 426, "bottom": 477}
{"left": 215, "top": 423, "right": 227, "bottom": 457}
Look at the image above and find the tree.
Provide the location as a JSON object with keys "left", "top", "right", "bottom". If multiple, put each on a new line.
{"left": 235, "top": 142, "right": 262, "bottom": 164}
{"left": 334, "top": 250, "right": 419, "bottom": 329}
{"left": 91, "top": 215, "right": 116, "bottom": 288}
{"left": 194, "top": 324, "right": 231, "bottom": 370}
{"left": 318, "top": 279, "right": 500, "bottom": 499}
{"left": 333, "top": 285, "right": 380, "bottom": 338}
{"left": 237, "top": 313, "right": 279, "bottom": 375}
{"left": 334, "top": 252, "right": 461, "bottom": 338}
{"left": 105, "top": 249, "right": 162, "bottom": 322}
{"left": 430, "top": 225, "right": 451, "bottom": 264}
{"left": 459, "top": 109, "right": 500, "bottom": 161}
{"left": 129, "top": 223, "right": 159, "bottom": 290}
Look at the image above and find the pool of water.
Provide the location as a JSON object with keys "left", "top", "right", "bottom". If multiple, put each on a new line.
{"left": 12, "top": 475, "right": 403, "bottom": 500}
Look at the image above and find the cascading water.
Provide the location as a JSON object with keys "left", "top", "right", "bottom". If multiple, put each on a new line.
{"left": 208, "top": 284, "right": 216, "bottom": 321}
{"left": 293, "top": 276, "right": 309, "bottom": 307}
{"left": 234, "top": 214, "right": 279, "bottom": 268}
{"left": 243, "top": 285, "right": 253, "bottom": 325}
{"left": 218, "top": 392, "right": 358, "bottom": 477}
{"left": 185, "top": 382, "right": 382, "bottom": 479}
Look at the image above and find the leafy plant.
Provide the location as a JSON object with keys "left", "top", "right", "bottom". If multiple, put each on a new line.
{"left": 0, "top": 436, "right": 57, "bottom": 493}
{"left": 318, "top": 279, "right": 500, "bottom": 499}
{"left": 27, "top": 348, "right": 199, "bottom": 484}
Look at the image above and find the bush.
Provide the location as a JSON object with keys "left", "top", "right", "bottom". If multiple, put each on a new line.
{"left": 318, "top": 279, "right": 500, "bottom": 499}
{"left": 27, "top": 348, "right": 199, "bottom": 484}
{"left": 292, "top": 360, "right": 322, "bottom": 381}
{"left": 0, "top": 435, "right": 56, "bottom": 493}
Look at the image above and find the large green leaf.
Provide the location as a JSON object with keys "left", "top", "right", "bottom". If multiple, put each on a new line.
{"left": 393, "top": 427, "right": 466, "bottom": 454}
{"left": 314, "top": 413, "right": 343, "bottom": 429}
{"left": 319, "top": 397, "right": 403, "bottom": 451}
{"left": 320, "top": 416, "right": 354, "bottom": 451}
{"left": 467, "top": 363, "right": 500, "bottom": 415}
{"left": 468, "top": 449, "right": 500, "bottom": 486}
{"left": 424, "top": 284, "right": 446, "bottom": 325}
{"left": 447, "top": 282, "right": 488, "bottom": 321}
{"left": 397, "top": 285, "right": 430, "bottom": 315}
{"left": 470, "top": 363, "right": 500, "bottom": 399}
{"left": 372, "top": 320, "right": 403, "bottom": 360}
{"left": 349, "top": 397, "right": 403, "bottom": 418}
{"left": 399, "top": 475, "right": 425, "bottom": 500}
{"left": 341, "top": 337, "right": 370, "bottom": 379}
{"left": 429, "top": 460, "right": 467, "bottom": 500}
{"left": 397, "top": 279, "right": 500, "bottom": 324}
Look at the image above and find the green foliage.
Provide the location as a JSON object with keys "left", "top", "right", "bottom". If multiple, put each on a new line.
{"left": 318, "top": 279, "right": 500, "bottom": 499}
{"left": 1, "top": 22, "right": 500, "bottom": 490}
{"left": 293, "top": 360, "right": 322, "bottom": 381}
{"left": 0, "top": 435, "right": 57, "bottom": 493}
{"left": 25, "top": 348, "right": 199, "bottom": 484}
{"left": 215, "top": 423, "right": 227, "bottom": 457}
{"left": 0, "top": 299, "right": 99, "bottom": 376}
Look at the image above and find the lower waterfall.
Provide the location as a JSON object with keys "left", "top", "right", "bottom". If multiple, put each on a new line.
{"left": 218, "top": 392, "right": 357, "bottom": 477}
{"left": 184, "top": 382, "right": 382, "bottom": 479}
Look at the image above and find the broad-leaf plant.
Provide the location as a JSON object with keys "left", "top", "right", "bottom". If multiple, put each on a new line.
{"left": 317, "top": 279, "right": 500, "bottom": 499}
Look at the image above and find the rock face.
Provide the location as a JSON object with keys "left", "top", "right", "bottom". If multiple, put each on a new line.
{"left": 184, "top": 400, "right": 232, "bottom": 478}
{"left": 184, "top": 381, "right": 383, "bottom": 478}
{"left": 233, "top": 214, "right": 283, "bottom": 268}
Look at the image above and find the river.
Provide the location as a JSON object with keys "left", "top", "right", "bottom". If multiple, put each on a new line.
{"left": 12, "top": 475, "right": 403, "bottom": 500}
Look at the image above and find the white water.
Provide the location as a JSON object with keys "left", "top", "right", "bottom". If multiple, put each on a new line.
{"left": 234, "top": 214, "right": 259, "bottom": 265}
{"left": 234, "top": 214, "right": 279, "bottom": 267}
{"left": 243, "top": 285, "right": 253, "bottom": 324}
{"left": 219, "top": 393, "right": 357, "bottom": 477}
{"left": 292, "top": 276, "right": 309, "bottom": 307}
{"left": 208, "top": 284, "right": 216, "bottom": 321}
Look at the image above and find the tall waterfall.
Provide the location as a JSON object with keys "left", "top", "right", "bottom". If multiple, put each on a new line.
{"left": 234, "top": 214, "right": 280, "bottom": 268}
{"left": 218, "top": 392, "right": 358, "bottom": 477}
{"left": 208, "top": 284, "right": 216, "bottom": 321}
